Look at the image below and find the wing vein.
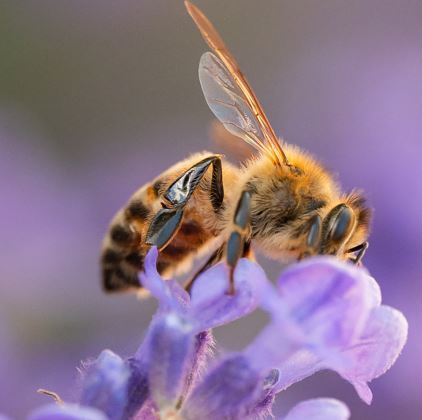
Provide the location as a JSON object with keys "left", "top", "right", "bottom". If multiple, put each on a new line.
{"left": 185, "top": 0, "right": 289, "bottom": 169}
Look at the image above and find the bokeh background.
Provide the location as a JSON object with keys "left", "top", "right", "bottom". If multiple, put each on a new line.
{"left": 1, "top": 0, "right": 421, "bottom": 418}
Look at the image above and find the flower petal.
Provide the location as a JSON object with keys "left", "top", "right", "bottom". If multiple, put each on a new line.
{"left": 334, "top": 305, "right": 408, "bottom": 404}
{"left": 245, "top": 368, "right": 280, "bottom": 419}
{"left": 147, "top": 313, "right": 197, "bottom": 410}
{"left": 79, "top": 349, "right": 129, "bottom": 420}
{"left": 28, "top": 403, "right": 107, "bottom": 420}
{"left": 276, "top": 258, "right": 374, "bottom": 348}
{"left": 177, "top": 330, "right": 214, "bottom": 403}
{"left": 273, "top": 307, "right": 408, "bottom": 404}
{"left": 181, "top": 355, "right": 261, "bottom": 420}
{"left": 244, "top": 318, "right": 302, "bottom": 372}
{"left": 245, "top": 256, "right": 407, "bottom": 405}
{"left": 283, "top": 398, "right": 350, "bottom": 420}
{"left": 275, "top": 349, "right": 322, "bottom": 392}
{"left": 124, "top": 357, "right": 150, "bottom": 419}
{"left": 190, "top": 259, "right": 266, "bottom": 329}
{"left": 246, "top": 258, "right": 375, "bottom": 372}
{"left": 132, "top": 399, "right": 159, "bottom": 420}
{"left": 139, "top": 247, "right": 189, "bottom": 311}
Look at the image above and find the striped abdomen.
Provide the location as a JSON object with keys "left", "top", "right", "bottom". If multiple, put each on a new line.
{"left": 100, "top": 153, "right": 238, "bottom": 293}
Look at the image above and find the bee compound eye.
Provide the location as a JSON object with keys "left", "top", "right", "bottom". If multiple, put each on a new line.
{"left": 329, "top": 205, "right": 354, "bottom": 243}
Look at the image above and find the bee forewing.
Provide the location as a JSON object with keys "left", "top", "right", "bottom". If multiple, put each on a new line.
{"left": 209, "top": 120, "right": 255, "bottom": 162}
{"left": 199, "top": 52, "right": 268, "bottom": 156}
{"left": 186, "top": 0, "right": 289, "bottom": 168}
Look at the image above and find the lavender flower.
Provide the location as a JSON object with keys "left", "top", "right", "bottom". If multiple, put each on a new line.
{"left": 30, "top": 248, "right": 407, "bottom": 419}
{"left": 246, "top": 257, "right": 408, "bottom": 404}
{"left": 79, "top": 350, "right": 130, "bottom": 419}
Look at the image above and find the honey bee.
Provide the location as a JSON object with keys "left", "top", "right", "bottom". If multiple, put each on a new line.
{"left": 101, "top": 1, "right": 371, "bottom": 295}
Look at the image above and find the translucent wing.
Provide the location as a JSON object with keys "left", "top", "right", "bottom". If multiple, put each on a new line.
{"left": 186, "top": 0, "right": 289, "bottom": 168}
{"left": 209, "top": 120, "right": 255, "bottom": 162}
{"left": 199, "top": 52, "right": 268, "bottom": 157}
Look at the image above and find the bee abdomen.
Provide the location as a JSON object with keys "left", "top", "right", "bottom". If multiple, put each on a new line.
{"left": 101, "top": 189, "right": 153, "bottom": 293}
{"left": 100, "top": 152, "right": 234, "bottom": 293}
{"left": 101, "top": 248, "right": 143, "bottom": 292}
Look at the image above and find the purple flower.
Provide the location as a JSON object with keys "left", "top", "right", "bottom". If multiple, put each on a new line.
{"left": 79, "top": 350, "right": 130, "bottom": 420}
{"left": 30, "top": 248, "right": 407, "bottom": 419}
{"left": 132, "top": 247, "right": 269, "bottom": 419}
{"left": 29, "top": 350, "right": 130, "bottom": 420}
{"left": 139, "top": 247, "right": 266, "bottom": 330}
{"left": 247, "top": 258, "right": 408, "bottom": 404}
{"left": 131, "top": 250, "right": 406, "bottom": 418}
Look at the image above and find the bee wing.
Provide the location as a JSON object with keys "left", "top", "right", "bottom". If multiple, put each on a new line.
{"left": 209, "top": 120, "right": 255, "bottom": 162}
{"left": 186, "top": 0, "right": 289, "bottom": 168}
{"left": 199, "top": 52, "right": 268, "bottom": 156}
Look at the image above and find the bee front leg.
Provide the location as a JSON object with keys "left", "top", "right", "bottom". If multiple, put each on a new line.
{"left": 226, "top": 191, "right": 251, "bottom": 295}
{"left": 347, "top": 241, "right": 369, "bottom": 264}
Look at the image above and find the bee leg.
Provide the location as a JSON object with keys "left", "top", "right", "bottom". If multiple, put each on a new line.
{"left": 226, "top": 191, "right": 251, "bottom": 295}
{"left": 347, "top": 241, "right": 369, "bottom": 264}
{"left": 184, "top": 237, "right": 253, "bottom": 294}
{"left": 146, "top": 155, "right": 224, "bottom": 250}
{"left": 226, "top": 233, "right": 244, "bottom": 295}
{"left": 210, "top": 157, "right": 224, "bottom": 210}
{"left": 163, "top": 155, "right": 224, "bottom": 209}
{"left": 242, "top": 239, "right": 254, "bottom": 260}
{"left": 184, "top": 245, "right": 225, "bottom": 293}
{"left": 300, "top": 214, "right": 322, "bottom": 259}
{"left": 146, "top": 208, "right": 184, "bottom": 250}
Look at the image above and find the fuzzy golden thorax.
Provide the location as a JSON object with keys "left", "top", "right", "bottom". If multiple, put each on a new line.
{"left": 240, "top": 144, "right": 371, "bottom": 262}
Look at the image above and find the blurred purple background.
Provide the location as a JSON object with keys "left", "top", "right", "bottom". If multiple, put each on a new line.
{"left": 1, "top": 1, "right": 421, "bottom": 418}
